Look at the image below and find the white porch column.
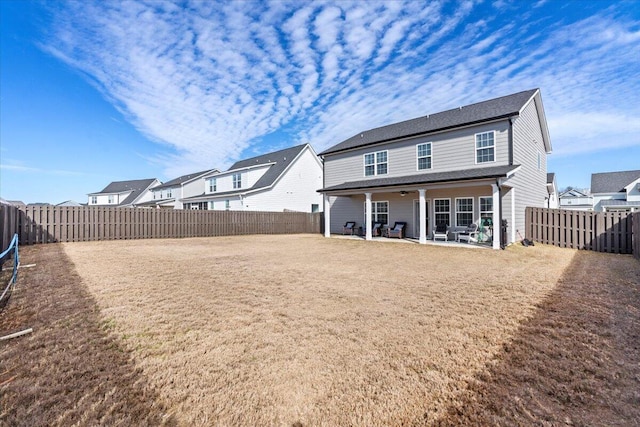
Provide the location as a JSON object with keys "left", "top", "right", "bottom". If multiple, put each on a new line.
{"left": 323, "top": 194, "right": 331, "bottom": 238}
{"left": 491, "top": 183, "right": 500, "bottom": 250}
{"left": 418, "top": 189, "right": 427, "bottom": 244}
{"left": 365, "top": 192, "right": 372, "bottom": 241}
{"left": 511, "top": 188, "right": 516, "bottom": 245}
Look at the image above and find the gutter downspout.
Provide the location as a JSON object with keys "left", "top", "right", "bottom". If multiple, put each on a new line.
{"left": 508, "top": 118, "right": 514, "bottom": 166}
{"left": 498, "top": 178, "right": 504, "bottom": 249}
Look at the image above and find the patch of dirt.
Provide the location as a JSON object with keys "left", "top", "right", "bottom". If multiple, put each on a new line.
{"left": 0, "top": 244, "right": 175, "bottom": 426}
{"left": 434, "top": 251, "right": 640, "bottom": 426}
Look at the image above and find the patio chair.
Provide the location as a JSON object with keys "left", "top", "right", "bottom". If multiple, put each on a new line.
{"left": 457, "top": 223, "right": 479, "bottom": 243}
{"left": 371, "top": 222, "right": 383, "bottom": 237}
{"left": 432, "top": 223, "right": 449, "bottom": 241}
{"left": 386, "top": 221, "right": 407, "bottom": 239}
{"left": 343, "top": 221, "right": 357, "bottom": 235}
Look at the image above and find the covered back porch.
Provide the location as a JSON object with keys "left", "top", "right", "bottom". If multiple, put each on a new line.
{"left": 319, "top": 167, "right": 520, "bottom": 250}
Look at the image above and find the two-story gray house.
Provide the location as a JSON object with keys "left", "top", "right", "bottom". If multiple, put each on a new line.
{"left": 318, "top": 89, "right": 551, "bottom": 249}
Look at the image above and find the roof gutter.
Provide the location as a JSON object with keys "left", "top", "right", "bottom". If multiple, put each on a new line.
{"left": 320, "top": 115, "right": 518, "bottom": 157}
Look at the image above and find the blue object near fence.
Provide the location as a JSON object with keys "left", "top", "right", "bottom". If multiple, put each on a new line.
{"left": 0, "top": 234, "right": 20, "bottom": 306}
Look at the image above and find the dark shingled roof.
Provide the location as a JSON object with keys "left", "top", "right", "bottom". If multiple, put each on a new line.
{"left": 319, "top": 165, "right": 520, "bottom": 193}
{"left": 182, "top": 144, "right": 310, "bottom": 201}
{"left": 90, "top": 178, "right": 158, "bottom": 206}
{"left": 591, "top": 170, "right": 640, "bottom": 194}
{"left": 153, "top": 170, "right": 216, "bottom": 191}
{"left": 320, "top": 89, "right": 539, "bottom": 156}
{"left": 229, "top": 144, "right": 308, "bottom": 191}
{"left": 547, "top": 173, "right": 555, "bottom": 184}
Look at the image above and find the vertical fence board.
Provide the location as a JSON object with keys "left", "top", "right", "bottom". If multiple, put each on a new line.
{"left": 525, "top": 207, "right": 634, "bottom": 254}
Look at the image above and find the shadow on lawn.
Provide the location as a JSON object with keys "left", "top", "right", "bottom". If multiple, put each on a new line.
{"left": 0, "top": 244, "right": 176, "bottom": 426}
{"left": 430, "top": 250, "right": 640, "bottom": 426}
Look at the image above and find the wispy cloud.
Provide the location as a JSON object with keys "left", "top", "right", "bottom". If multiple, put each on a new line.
{"left": 0, "top": 163, "right": 86, "bottom": 176}
{"left": 41, "top": 1, "right": 640, "bottom": 177}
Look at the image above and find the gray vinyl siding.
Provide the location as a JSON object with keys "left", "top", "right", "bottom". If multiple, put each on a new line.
{"left": 501, "top": 187, "right": 514, "bottom": 243}
{"left": 508, "top": 97, "right": 548, "bottom": 238}
{"left": 329, "top": 186, "right": 495, "bottom": 236}
{"left": 323, "top": 121, "right": 510, "bottom": 188}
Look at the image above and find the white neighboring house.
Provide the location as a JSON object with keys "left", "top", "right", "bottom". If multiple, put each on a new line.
{"left": 591, "top": 169, "right": 640, "bottom": 212}
{"left": 546, "top": 173, "right": 559, "bottom": 209}
{"left": 137, "top": 169, "right": 219, "bottom": 209}
{"left": 88, "top": 178, "right": 160, "bottom": 207}
{"left": 558, "top": 188, "right": 593, "bottom": 210}
{"left": 181, "top": 143, "right": 323, "bottom": 212}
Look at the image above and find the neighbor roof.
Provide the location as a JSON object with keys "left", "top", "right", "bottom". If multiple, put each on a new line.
{"left": 600, "top": 199, "right": 640, "bottom": 207}
{"left": 319, "top": 165, "right": 520, "bottom": 193}
{"left": 89, "top": 178, "right": 158, "bottom": 206}
{"left": 547, "top": 173, "right": 555, "bottom": 184}
{"left": 153, "top": 169, "right": 217, "bottom": 191}
{"left": 320, "top": 89, "right": 539, "bottom": 156}
{"left": 182, "top": 144, "right": 311, "bottom": 201}
{"left": 591, "top": 170, "right": 640, "bottom": 194}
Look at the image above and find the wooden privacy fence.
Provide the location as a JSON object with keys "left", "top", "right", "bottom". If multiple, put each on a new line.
{"left": 634, "top": 212, "right": 640, "bottom": 260}
{"left": 0, "top": 205, "right": 323, "bottom": 245}
{"left": 1, "top": 204, "right": 20, "bottom": 251}
{"left": 525, "top": 207, "right": 635, "bottom": 255}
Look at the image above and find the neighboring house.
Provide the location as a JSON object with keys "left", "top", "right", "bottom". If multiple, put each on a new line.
{"left": 558, "top": 188, "right": 593, "bottom": 210}
{"left": 88, "top": 178, "right": 160, "bottom": 207}
{"left": 318, "top": 88, "right": 551, "bottom": 249}
{"left": 137, "top": 169, "right": 219, "bottom": 209}
{"left": 181, "top": 144, "right": 323, "bottom": 213}
{"left": 591, "top": 169, "right": 640, "bottom": 212}
{"left": 546, "top": 173, "right": 559, "bottom": 209}
{"left": 5, "top": 200, "right": 26, "bottom": 209}
{"left": 56, "top": 200, "right": 83, "bottom": 207}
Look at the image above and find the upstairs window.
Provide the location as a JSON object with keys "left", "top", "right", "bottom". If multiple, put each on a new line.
{"left": 475, "top": 131, "right": 495, "bottom": 163}
{"left": 167, "top": 188, "right": 172, "bottom": 198}
{"left": 417, "top": 143, "right": 432, "bottom": 170}
{"left": 108, "top": 195, "right": 114, "bottom": 204}
{"left": 91, "top": 196, "right": 97, "bottom": 204}
{"left": 364, "top": 150, "right": 388, "bottom": 176}
{"left": 233, "top": 173, "right": 242, "bottom": 189}
{"left": 208, "top": 178, "right": 217, "bottom": 193}
{"left": 537, "top": 152, "right": 541, "bottom": 171}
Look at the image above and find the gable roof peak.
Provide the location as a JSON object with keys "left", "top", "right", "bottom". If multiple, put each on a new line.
{"left": 591, "top": 169, "right": 640, "bottom": 193}
{"left": 320, "top": 89, "right": 540, "bottom": 156}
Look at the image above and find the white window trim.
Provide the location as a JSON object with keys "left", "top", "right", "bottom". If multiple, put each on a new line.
{"left": 455, "top": 197, "right": 474, "bottom": 227}
{"left": 208, "top": 177, "right": 217, "bottom": 193}
{"left": 363, "top": 150, "right": 389, "bottom": 177}
{"left": 363, "top": 200, "right": 390, "bottom": 225}
{"left": 233, "top": 173, "right": 242, "bottom": 189}
{"left": 433, "top": 198, "right": 451, "bottom": 227}
{"left": 475, "top": 130, "right": 496, "bottom": 164}
{"left": 479, "top": 196, "right": 494, "bottom": 228}
{"left": 416, "top": 142, "right": 432, "bottom": 171}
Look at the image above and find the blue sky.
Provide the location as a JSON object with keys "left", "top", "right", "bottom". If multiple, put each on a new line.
{"left": 1, "top": 0, "right": 639, "bottom": 204}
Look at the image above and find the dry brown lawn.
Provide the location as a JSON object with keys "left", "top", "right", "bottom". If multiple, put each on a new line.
{"left": 1, "top": 234, "right": 639, "bottom": 426}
